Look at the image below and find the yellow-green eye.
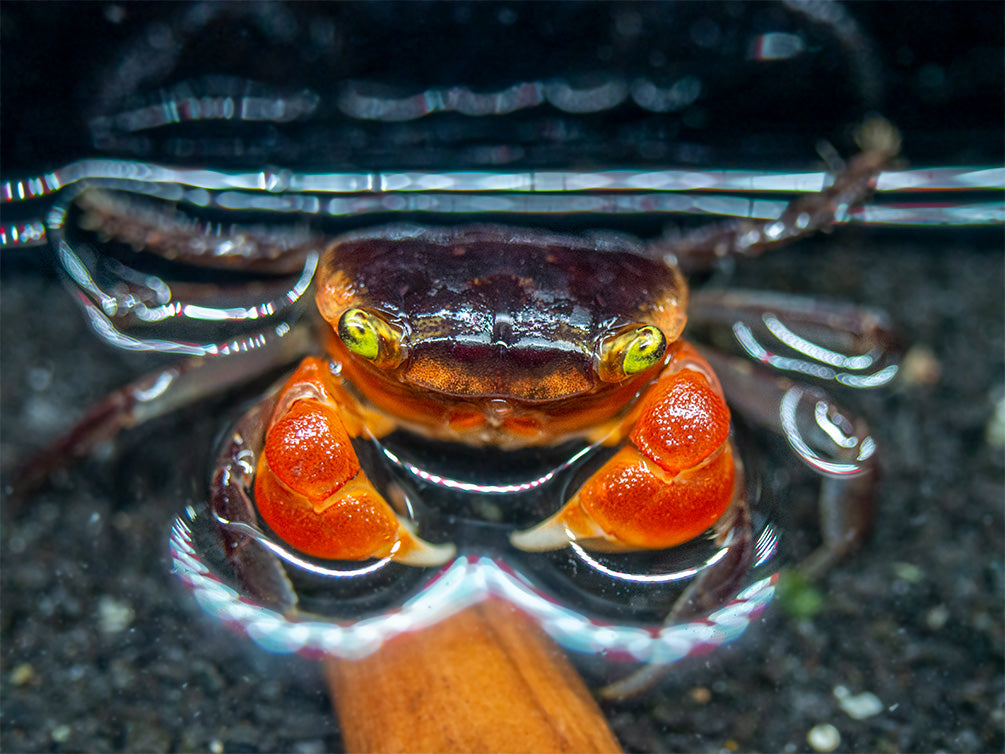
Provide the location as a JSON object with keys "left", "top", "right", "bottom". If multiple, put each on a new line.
{"left": 623, "top": 325, "right": 667, "bottom": 374}
{"left": 597, "top": 325, "right": 667, "bottom": 382}
{"left": 337, "top": 308, "right": 403, "bottom": 368}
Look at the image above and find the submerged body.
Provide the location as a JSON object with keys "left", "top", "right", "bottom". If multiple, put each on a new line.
{"left": 22, "top": 119, "right": 900, "bottom": 593}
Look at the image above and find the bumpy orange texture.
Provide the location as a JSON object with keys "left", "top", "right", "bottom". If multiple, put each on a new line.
{"left": 579, "top": 443, "right": 735, "bottom": 549}
{"left": 264, "top": 401, "right": 360, "bottom": 500}
{"left": 631, "top": 370, "right": 731, "bottom": 475}
{"left": 254, "top": 466, "right": 399, "bottom": 560}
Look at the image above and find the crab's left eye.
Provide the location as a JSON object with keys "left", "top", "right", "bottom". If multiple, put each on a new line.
{"left": 597, "top": 324, "right": 667, "bottom": 382}
{"left": 337, "top": 308, "right": 404, "bottom": 368}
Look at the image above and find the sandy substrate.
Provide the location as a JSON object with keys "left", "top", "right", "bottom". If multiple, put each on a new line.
{"left": 2, "top": 3, "right": 1002, "bottom": 753}
{"left": 3, "top": 224, "right": 1002, "bottom": 754}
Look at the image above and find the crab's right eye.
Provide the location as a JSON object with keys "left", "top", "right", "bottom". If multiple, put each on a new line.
{"left": 337, "top": 308, "right": 404, "bottom": 369}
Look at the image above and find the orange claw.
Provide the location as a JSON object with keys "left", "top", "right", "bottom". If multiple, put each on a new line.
{"left": 630, "top": 368, "right": 731, "bottom": 475}
{"left": 254, "top": 359, "right": 454, "bottom": 565}
{"left": 264, "top": 400, "right": 361, "bottom": 501}
{"left": 514, "top": 443, "right": 735, "bottom": 551}
{"left": 254, "top": 465, "right": 400, "bottom": 560}
{"left": 512, "top": 342, "right": 736, "bottom": 552}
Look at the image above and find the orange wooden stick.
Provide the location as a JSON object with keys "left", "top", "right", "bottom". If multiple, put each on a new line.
{"left": 324, "top": 598, "right": 622, "bottom": 754}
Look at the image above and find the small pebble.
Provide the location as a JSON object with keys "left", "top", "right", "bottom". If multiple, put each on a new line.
{"left": 98, "top": 596, "right": 135, "bottom": 635}
{"left": 51, "top": 725, "right": 72, "bottom": 743}
{"left": 689, "top": 685, "right": 711, "bottom": 704}
{"left": 926, "top": 603, "right": 950, "bottom": 630}
{"left": 26, "top": 365, "right": 54, "bottom": 391}
{"left": 834, "top": 685, "right": 884, "bottom": 719}
{"left": 899, "top": 344, "right": 941, "bottom": 387}
{"left": 10, "top": 663, "right": 36, "bottom": 686}
{"left": 807, "top": 723, "right": 841, "bottom": 752}
{"left": 892, "top": 562, "right": 924, "bottom": 584}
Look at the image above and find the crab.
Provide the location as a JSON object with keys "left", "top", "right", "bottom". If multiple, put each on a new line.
{"left": 252, "top": 222, "right": 736, "bottom": 564}
{"left": 16, "top": 118, "right": 901, "bottom": 698}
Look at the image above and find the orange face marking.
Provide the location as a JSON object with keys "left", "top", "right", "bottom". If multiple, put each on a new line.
{"left": 578, "top": 443, "right": 735, "bottom": 549}
{"left": 445, "top": 407, "right": 488, "bottom": 433}
{"left": 402, "top": 348, "right": 594, "bottom": 401}
{"left": 264, "top": 401, "right": 360, "bottom": 500}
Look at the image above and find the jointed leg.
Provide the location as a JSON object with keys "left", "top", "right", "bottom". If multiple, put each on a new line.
{"left": 661, "top": 118, "right": 900, "bottom": 273}
{"left": 75, "top": 188, "right": 321, "bottom": 275}
{"left": 700, "top": 347, "right": 877, "bottom": 577}
{"left": 689, "top": 288, "right": 901, "bottom": 387}
{"left": 14, "top": 320, "right": 313, "bottom": 495}
{"left": 51, "top": 187, "right": 319, "bottom": 353}
{"left": 597, "top": 488, "right": 754, "bottom": 700}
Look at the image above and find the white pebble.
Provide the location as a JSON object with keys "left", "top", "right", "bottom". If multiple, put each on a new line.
{"left": 926, "top": 604, "right": 950, "bottom": 630}
{"left": 834, "top": 685, "right": 885, "bottom": 719}
{"left": 98, "top": 596, "right": 135, "bottom": 635}
{"left": 807, "top": 723, "right": 841, "bottom": 752}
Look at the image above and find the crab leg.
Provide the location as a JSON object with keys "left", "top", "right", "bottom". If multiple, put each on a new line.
{"left": 512, "top": 342, "right": 736, "bottom": 553}
{"left": 598, "top": 491, "right": 754, "bottom": 701}
{"left": 50, "top": 188, "right": 320, "bottom": 352}
{"left": 662, "top": 118, "right": 899, "bottom": 273}
{"left": 74, "top": 188, "right": 320, "bottom": 274}
{"left": 210, "top": 386, "right": 299, "bottom": 613}
{"left": 14, "top": 320, "right": 313, "bottom": 496}
{"left": 56, "top": 241, "right": 318, "bottom": 332}
{"left": 688, "top": 288, "right": 901, "bottom": 387}
{"left": 253, "top": 357, "right": 453, "bottom": 566}
{"left": 700, "top": 347, "right": 877, "bottom": 578}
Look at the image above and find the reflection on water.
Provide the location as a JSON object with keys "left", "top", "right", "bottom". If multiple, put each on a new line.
{"left": 171, "top": 509, "right": 777, "bottom": 668}
{"left": 170, "top": 396, "right": 783, "bottom": 692}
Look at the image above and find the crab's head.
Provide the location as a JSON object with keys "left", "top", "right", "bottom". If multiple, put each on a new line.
{"left": 316, "top": 226, "right": 687, "bottom": 444}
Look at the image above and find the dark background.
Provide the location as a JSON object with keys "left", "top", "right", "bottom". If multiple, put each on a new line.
{"left": 2, "top": 3, "right": 1002, "bottom": 752}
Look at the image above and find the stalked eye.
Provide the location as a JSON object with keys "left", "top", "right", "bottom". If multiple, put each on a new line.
{"left": 337, "top": 308, "right": 404, "bottom": 368}
{"left": 597, "top": 324, "right": 667, "bottom": 382}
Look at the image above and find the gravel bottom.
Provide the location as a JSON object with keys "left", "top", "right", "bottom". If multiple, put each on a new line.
{"left": 2, "top": 226, "right": 1002, "bottom": 753}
